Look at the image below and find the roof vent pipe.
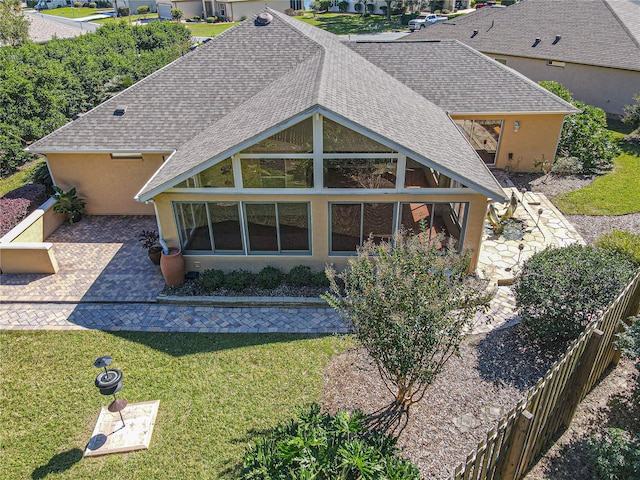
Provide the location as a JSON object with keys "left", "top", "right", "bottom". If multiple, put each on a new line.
{"left": 255, "top": 12, "right": 272, "bottom": 26}
{"left": 553, "top": 34, "right": 561, "bottom": 44}
{"left": 471, "top": 29, "right": 478, "bottom": 38}
{"left": 532, "top": 37, "right": 541, "bottom": 47}
{"left": 113, "top": 105, "right": 127, "bottom": 116}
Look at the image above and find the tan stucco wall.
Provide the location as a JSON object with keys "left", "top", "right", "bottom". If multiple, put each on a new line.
{"left": 152, "top": 190, "right": 488, "bottom": 273}
{"left": 221, "top": 0, "right": 289, "bottom": 21}
{"left": 450, "top": 113, "right": 565, "bottom": 172}
{"left": 487, "top": 55, "right": 640, "bottom": 116}
{"left": 0, "top": 243, "right": 58, "bottom": 274}
{"left": 46, "top": 153, "right": 165, "bottom": 215}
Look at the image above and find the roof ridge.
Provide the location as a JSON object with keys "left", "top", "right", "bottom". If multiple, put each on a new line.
{"left": 603, "top": 0, "right": 640, "bottom": 49}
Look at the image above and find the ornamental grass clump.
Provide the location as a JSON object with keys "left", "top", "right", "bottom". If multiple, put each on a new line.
{"left": 514, "top": 244, "right": 636, "bottom": 344}
{"left": 322, "top": 229, "right": 493, "bottom": 410}
{"left": 241, "top": 403, "right": 420, "bottom": 480}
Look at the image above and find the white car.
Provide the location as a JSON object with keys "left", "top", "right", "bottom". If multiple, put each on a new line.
{"left": 408, "top": 13, "right": 448, "bottom": 31}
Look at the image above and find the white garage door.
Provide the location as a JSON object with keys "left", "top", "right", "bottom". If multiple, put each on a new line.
{"left": 158, "top": 4, "right": 172, "bottom": 19}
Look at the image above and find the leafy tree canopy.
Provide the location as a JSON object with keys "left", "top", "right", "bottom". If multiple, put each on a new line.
{"left": 0, "top": 0, "right": 30, "bottom": 47}
{"left": 0, "top": 21, "right": 191, "bottom": 177}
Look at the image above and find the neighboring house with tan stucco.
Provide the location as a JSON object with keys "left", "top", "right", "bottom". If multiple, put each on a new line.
{"left": 26, "top": 10, "right": 576, "bottom": 274}
{"left": 156, "top": 0, "right": 289, "bottom": 20}
{"left": 409, "top": 0, "right": 640, "bottom": 116}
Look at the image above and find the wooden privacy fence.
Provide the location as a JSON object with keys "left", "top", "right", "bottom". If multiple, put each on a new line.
{"left": 452, "top": 269, "right": 640, "bottom": 480}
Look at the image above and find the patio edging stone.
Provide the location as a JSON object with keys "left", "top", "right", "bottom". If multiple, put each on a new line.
{"left": 156, "top": 294, "right": 330, "bottom": 308}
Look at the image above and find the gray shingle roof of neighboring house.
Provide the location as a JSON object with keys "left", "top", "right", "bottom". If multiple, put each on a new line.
{"left": 409, "top": 0, "right": 640, "bottom": 72}
{"left": 348, "top": 40, "right": 579, "bottom": 114}
{"left": 30, "top": 9, "right": 572, "bottom": 202}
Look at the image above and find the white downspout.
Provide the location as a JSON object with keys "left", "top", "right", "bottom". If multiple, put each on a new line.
{"left": 149, "top": 199, "right": 169, "bottom": 254}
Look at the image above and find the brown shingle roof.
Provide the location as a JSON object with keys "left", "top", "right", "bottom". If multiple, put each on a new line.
{"left": 348, "top": 40, "right": 578, "bottom": 114}
{"left": 29, "top": 9, "right": 577, "bottom": 201}
{"left": 409, "top": 0, "right": 640, "bottom": 72}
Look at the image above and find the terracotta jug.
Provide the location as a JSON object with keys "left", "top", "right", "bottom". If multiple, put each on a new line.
{"left": 160, "top": 247, "right": 185, "bottom": 287}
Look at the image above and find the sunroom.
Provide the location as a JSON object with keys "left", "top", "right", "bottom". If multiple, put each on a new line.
{"left": 144, "top": 113, "right": 500, "bottom": 273}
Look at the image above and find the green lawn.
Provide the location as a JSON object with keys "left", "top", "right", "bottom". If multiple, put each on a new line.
{"left": 91, "top": 14, "right": 160, "bottom": 24}
{"left": 294, "top": 13, "right": 407, "bottom": 35}
{"left": 1, "top": 330, "right": 352, "bottom": 479}
{"left": 184, "top": 22, "right": 238, "bottom": 37}
{"left": 39, "top": 7, "right": 113, "bottom": 18}
{"left": 0, "top": 159, "right": 45, "bottom": 197}
{"left": 553, "top": 121, "right": 640, "bottom": 215}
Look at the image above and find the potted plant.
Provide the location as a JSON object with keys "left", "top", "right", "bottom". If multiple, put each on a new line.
{"left": 52, "top": 186, "right": 86, "bottom": 224}
{"left": 138, "top": 230, "right": 162, "bottom": 265}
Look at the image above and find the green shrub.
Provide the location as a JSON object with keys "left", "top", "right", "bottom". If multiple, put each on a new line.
{"left": 224, "top": 269, "right": 253, "bottom": 292}
{"left": 198, "top": 269, "right": 224, "bottom": 292}
{"left": 136, "top": 5, "right": 150, "bottom": 15}
{"left": 256, "top": 266, "right": 282, "bottom": 289}
{"left": 205, "top": 16, "right": 216, "bottom": 23}
{"left": 623, "top": 93, "right": 640, "bottom": 130}
{"left": 551, "top": 156, "right": 583, "bottom": 175}
{"left": 26, "top": 0, "right": 38, "bottom": 7}
{"left": 287, "top": 265, "right": 313, "bottom": 287}
{"left": 74, "top": 1, "right": 82, "bottom": 6}
{"left": 588, "top": 428, "right": 640, "bottom": 480}
{"left": 596, "top": 230, "right": 640, "bottom": 265}
{"left": 88, "top": 2, "right": 96, "bottom": 8}
{"left": 539, "top": 81, "right": 618, "bottom": 174}
{"left": 240, "top": 15, "right": 247, "bottom": 20}
{"left": 241, "top": 404, "right": 420, "bottom": 480}
{"left": 337, "top": 0, "right": 348, "bottom": 12}
{"left": 514, "top": 244, "right": 635, "bottom": 343}
{"left": 366, "top": 2, "right": 375, "bottom": 13}
{"left": 117, "top": 6, "right": 130, "bottom": 16}
{"left": 312, "top": 270, "right": 330, "bottom": 288}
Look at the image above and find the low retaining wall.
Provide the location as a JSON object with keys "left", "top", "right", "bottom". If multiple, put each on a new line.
{"left": 0, "top": 198, "right": 65, "bottom": 274}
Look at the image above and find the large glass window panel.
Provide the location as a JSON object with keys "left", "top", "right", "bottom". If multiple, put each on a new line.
{"left": 241, "top": 158, "right": 313, "bottom": 189}
{"left": 454, "top": 119, "right": 502, "bottom": 166}
{"left": 278, "top": 203, "right": 310, "bottom": 251}
{"left": 175, "top": 158, "right": 234, "bottom": 188}
{"left": 245, "top": 203, "right": 278, "bottom": 252}
{"left": 175, "top": 202, "right": 212, "bottom": 251}
{"left": 400, "top": 202, "right": 434, "bottom": 236}
{"left": 243, "top": 118, "right": 313, "bottom": 154}
{"left": 323, "top": 118, "right": 395, "bottom": 153}
{"left": 404, "top": 158, "right": 439, "bottom": 188}
{"left": 331, "top": 204, "right": 362, "bottom": 252}
{"left": 362, "top": 203, "right": 394, "bottom": 244}
{"left": 324, "top": 158, "right": 396, "bottom": 189}
{"left": 400, "top": 202, "right": 467, "bottom": 250}
{"left": 209, "top": 202, "right": 243, "bottom": 252}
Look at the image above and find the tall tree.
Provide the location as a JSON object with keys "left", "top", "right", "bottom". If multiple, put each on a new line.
{"left": 323, "top": 229, "right": 492, "bottom": 412}
{"left": 0, "top": 0, "right": 30, "bottom": 47}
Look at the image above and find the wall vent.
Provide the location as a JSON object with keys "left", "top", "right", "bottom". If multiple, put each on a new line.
{"left": 471, "top": 29, "right": 479, "bottom": 38}
{"left": 552, "top": 34, "right": 562, "bottom": 44}
{"left": 532, "top": 37, "right": 541, "bottom": 47}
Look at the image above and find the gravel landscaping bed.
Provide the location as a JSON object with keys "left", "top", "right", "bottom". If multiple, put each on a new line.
{"left": 322, "top": 324, "right": 564, "bottom": 479}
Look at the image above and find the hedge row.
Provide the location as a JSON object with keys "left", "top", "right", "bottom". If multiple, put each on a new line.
{"left": 198, "top": 265, "right": 329, "bottom": 292}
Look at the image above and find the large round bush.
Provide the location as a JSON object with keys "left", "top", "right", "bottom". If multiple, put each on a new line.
{"left": 514, "top": 244, "right": 636, "bottom": 343}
